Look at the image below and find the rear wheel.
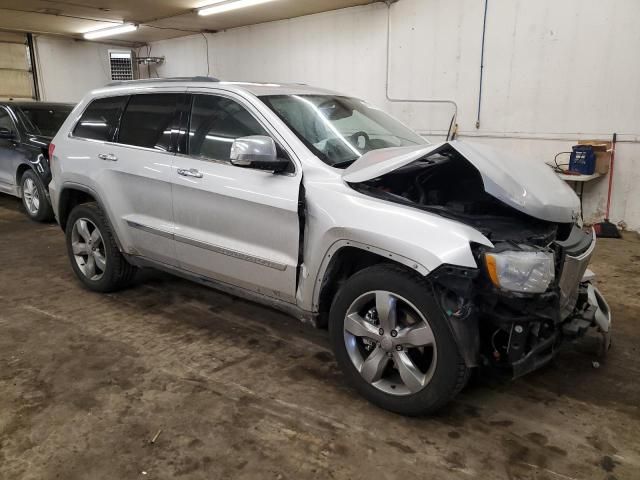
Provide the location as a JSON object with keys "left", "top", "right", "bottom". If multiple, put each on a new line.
{"left": 21, "top": 169, "right": 53, "bottom": 222}
{"left": 329, "top": 264, "right": 469, "bottom": 416}
{"left": 65, "top": 202, "right": 136, "bottom": 292}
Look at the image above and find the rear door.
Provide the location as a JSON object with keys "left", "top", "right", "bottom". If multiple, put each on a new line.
{"left": 0, "top": 106, "right": 21, "bottom": 191}
{"left": 68, "top": 91, "right": 184, "bottom": 266}
{"left": 170, "top": 90, "right": 302, "bottom": 302}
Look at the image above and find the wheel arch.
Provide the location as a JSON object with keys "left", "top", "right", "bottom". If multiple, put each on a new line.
{"left": 313, "top": 241, "right": 429, "bottom": 328}
{"left": 58, "top": 184, "right": 124, "bottom": 252}
{"left": 15, "top": 163, "right": 33, "bottom": 189}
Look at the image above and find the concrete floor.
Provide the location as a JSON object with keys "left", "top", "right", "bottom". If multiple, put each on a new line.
{"left": 0, "top": 195, "right": 638, "bottom": 480}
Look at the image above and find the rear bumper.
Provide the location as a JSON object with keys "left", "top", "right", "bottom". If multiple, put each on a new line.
{"left": 48, "top": 181, "right": 59, "bottom": 223}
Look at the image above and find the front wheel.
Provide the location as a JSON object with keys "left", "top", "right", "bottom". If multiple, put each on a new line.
{"left": 21, "top": 169, "right": 53, "bottom": 222}
{"left": 329, "top": 265, "right": 469, "bottom": 416}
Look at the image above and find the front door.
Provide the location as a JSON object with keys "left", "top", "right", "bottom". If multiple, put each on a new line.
{"left": 171, "top": 91, "right": 301, "bottom": 302}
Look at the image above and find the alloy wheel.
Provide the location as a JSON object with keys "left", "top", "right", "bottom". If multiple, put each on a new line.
{"left": 343, "top": 290, "right": 438, "bottom": 396}
{"left": 71, "top": 218, "right": 107, "bottom": 281}
{"left": 23, "top": 178, "right": 40, "bottom": 215}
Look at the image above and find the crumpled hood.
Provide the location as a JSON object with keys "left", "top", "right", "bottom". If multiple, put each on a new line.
{"left": 343, "top": 139, "right": 580, "bottom": 223}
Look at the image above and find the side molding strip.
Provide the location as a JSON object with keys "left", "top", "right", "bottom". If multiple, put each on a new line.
{"left": 126, "top": 220, "right": 287, "bottom": 271}
{"left": 126, "top": 220, "right": 174, "bottom": 240}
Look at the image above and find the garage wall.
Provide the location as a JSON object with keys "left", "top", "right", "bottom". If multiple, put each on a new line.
{"left": 0, "top": 32, "right": 35, "bottom": 100}
{"left": 33, "top": 35, "right": 127, "bottom": 103}
{"left": 151, "top": 0, "right": 638, "bottom": 231}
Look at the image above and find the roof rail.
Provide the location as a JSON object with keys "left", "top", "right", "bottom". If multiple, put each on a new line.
{"left": 106, "top": 76, "right": 220, "bottom": 87}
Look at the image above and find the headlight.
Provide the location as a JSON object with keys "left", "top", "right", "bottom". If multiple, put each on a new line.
{"left": 484, "top": 251, "right": 555, "bottom": 293}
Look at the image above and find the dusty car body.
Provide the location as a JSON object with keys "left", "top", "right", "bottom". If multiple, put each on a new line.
{"left": 49, "top": 79, "right": 611, "bottom": 415}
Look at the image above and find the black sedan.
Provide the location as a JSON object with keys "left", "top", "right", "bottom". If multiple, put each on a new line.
{"left": 0, "top": 102, "right": 74, "bottom": 221}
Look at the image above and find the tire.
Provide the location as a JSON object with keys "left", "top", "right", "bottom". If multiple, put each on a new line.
{"left": 21, "top": 169, "right": 53, "bottom": 222}
{"left": 329, "top": 264, "right": 469, "bottom": 416}
{"left": 65, "top": 202, "right": 137, "bottom": 293}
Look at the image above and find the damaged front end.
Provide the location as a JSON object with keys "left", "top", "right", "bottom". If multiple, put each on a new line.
{"left": 346, "top": 141, "right": 612, "bottom": 378}
{"left": 473, "top": 226, "right": 612, "bottom": 378}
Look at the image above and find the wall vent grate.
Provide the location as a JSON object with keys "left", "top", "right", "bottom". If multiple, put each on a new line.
{"left": 109, "top": 51, "right": 135, "bottom": 81}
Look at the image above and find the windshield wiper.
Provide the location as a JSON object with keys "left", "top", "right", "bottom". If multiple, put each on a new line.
{"left": 331, "top": 158, "right": 359, "bottom": 169}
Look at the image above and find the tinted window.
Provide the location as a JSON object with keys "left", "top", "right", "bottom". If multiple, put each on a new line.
{"left": 19, "top": 105, "right": 73, "bottom": 137}
{"left": 189, "top": 95, "right": 267, "bottom": 161}
{"left": 73, "top": 96, "right": 128, "bottom": 142}
{"left": 118, "top": 94, "right": 182, "bottom": 152}
{"left": 0, "top": 109, "right": 15, "bottom": 132}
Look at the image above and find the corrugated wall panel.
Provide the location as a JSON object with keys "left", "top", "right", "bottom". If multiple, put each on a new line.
{"left": 0, "top": 43, "right": 29, "bottom": 69}
{"left": 0, "top": 70, "right": 33, "bottom": 99}
{"left": 0, "top": 31, "right": 28, "bottom": 43}
{"left": 0, "top": 32, "right": 34, "bottom": 100}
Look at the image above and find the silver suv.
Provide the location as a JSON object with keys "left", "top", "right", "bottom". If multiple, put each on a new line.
{"left": 49, "top": 78, "right": 611, "bottom": 415}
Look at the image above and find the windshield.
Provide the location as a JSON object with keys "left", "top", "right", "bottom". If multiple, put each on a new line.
{"left": 260, "top": 95, "right": 427, "bottom": 168}
{"left": 17, "top": 105, "right": 73, "bottom": 137}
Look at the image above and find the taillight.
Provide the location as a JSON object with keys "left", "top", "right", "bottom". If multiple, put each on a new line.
{"left": 48, "top": 143, "right": 55, "bottom": 165}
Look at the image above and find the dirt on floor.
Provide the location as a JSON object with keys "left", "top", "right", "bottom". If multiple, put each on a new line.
{"left": 0, "top": 194, "right": 639, "bottom": 480}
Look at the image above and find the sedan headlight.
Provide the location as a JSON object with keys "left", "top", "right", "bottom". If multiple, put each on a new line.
{"left": 484, "top": 251, "right": 555, "bottom": 293}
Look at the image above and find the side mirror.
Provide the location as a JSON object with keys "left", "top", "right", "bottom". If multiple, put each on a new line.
{"left": 230, "top": 135, "right": 290, "bottom": 173}
{"left": 0, "top": 127, "right": 16, "bottom": 140}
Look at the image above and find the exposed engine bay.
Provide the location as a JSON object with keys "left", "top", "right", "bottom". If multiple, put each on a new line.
{"left": 350, "top": 144, "right": 572, "bottom": 244}
{"left": 349, "top": 145, "right": 611, "bottom": 377}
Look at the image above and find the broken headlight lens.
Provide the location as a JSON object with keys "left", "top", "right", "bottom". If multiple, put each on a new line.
{"left": 484, "top": 251, "right": 555, "bottom": 293}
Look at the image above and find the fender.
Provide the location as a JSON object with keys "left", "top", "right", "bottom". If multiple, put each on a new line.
{"left": 13, "top": 148, "right": 48, "bottom": 190}
{"left": 58, "top": 182, "right": 125, "bottom": 253}
{"left": 310, "top": 239, "right": 429, "bottom": 312}
{"left": 27, "top": 153, "right": 49, "bottom": 178}
{"left": 16, "top": 156, "right": 51, "bottom": 197}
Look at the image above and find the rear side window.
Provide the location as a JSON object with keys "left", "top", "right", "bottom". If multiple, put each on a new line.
{"left": 118, "top": 93, "right": 182, "bottom": 152}
{"left": 189, "top": 94, "right": 267, "bottom": 161}
{"left": 20, "top": 105, "right": 73, "bottom": 137}
{"left": 0, "top": 109, "right": 15, "bottom": 132}
{"left": 73, "top": 96, "right": 128, "bottom": 142}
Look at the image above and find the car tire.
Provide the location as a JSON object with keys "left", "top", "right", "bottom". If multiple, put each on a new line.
{"left": 65, "top": 202, "right": 137, "bottom": 293}
{"left": 329, "top": 264, "right": 469, "bottom": 416}
{"left": 21, "top": 169, "right": 53, "bottom": 222}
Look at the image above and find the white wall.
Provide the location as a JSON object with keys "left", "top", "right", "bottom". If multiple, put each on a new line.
{"left": 33, "top": 35, "right": 129, "bottom": 103}
{"left": 155, "top": 0, "right": 638, "bottom": 231}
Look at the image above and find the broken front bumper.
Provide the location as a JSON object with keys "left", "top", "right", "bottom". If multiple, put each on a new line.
{"left": 511, "top": 281, "right": 612, "bottom": 378}
{"left": 562, "top": 282, "right": 612, "bottom": 354}
{"left": 435, "top": 226, "right": 611, "bottom": 378}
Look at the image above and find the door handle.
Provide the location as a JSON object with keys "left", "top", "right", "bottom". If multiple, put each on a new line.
{"left": 98, "top": 153, "right": 118, "bottom": 161}
{"left": 177, "top": 168, "right": 203, "bottom": 178}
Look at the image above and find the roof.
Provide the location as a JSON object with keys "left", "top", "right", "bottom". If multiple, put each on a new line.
{"left": 5, "top": 101, "right": 75, "bottom": 109}
{"left": 220, "top": 81, "right": 343, "bottom": 97}
{"left": 94, "top": 77, "right": 345, "bottom": 98}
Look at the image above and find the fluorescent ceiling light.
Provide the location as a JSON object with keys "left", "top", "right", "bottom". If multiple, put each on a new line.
{"left": 195, "top": 0, "right": 228, "bottom": 6}
{"left": 83, "top": 24, "right": 138, "bottom": 40}
{"left": 198, "top": 0, "right": 277, "bottom": 16}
